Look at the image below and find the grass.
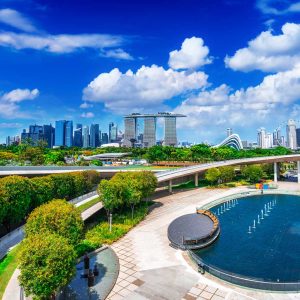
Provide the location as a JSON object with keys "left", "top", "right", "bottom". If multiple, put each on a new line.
{"left": 0, "top": 245, "right": 20, "bottom": 299}
{"left": 76, "top": 197, "right": 101, "bottom": 213}
{"left": 173, "top": 180, "right": 209, "bottom": 190}
{"left": 75, "top": 201, "right": 152, "bottom": 256}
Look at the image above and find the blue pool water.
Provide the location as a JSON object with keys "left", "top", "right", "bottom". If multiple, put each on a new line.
{"left": 194, "top": 194, "right": 300, "bottom": 283}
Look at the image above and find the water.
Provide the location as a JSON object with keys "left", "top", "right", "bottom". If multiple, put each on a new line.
{"left": 194, "top": 194, "right": 300, "bottom": 282}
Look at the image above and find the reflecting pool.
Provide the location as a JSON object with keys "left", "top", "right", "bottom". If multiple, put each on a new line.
{"left": 194, "top": 194, "right": 300, "bottom": 285}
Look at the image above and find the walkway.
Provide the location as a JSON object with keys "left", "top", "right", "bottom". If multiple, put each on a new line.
{"left": 106, "top": 183, "right": 300, "bottom": 300}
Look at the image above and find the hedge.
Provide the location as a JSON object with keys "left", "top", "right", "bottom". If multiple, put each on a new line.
{"left": 0, "top": 170, "right": 100, "bottom": 233}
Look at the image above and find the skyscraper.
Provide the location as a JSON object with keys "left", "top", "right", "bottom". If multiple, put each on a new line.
{"left": 296, "top": 128, "right": 300, "bottom": 148}
{"left": 286, "top": 119, "right": 297, "bottom": 150}
{"left": 109, "top": 122, "right": 118, "bottom": 143}
{"left": 257, "top": 128, "right": 266, "bottom": 148}
{"left": 65, "top": 121, "right": 73, "bottom": 147}
{"left": 143, "top": 117, "right": 156, "bottom": 147}
{"left": 90, "top": 124, "right": 100, "bottom": 148}
{"left": 21, "top": 124, "right": 44, "bottom": 145}
{"left": 55, "top": 120, "right": 66, "bottom": 146}
{"left": 226, "top": 128, "right": 233, "bottom": 137}
{"left": 83, "top": 126, "right": 89, "bottom": 148}
{"left": 43, "top": 124, "right": 55, "bottom": 148}
{"left": 101, "top": 132, "right": 108, "bottom": 144}
{"left": 124, "top": 117, "right": 137, "bottom": 146}
{"left": 74, "top": 124, "right": 83, "bottom": 147}
{"left": 164, "top": 117, "right": 177, "bottom": 146}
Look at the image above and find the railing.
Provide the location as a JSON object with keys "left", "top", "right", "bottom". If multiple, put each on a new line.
{"left": 189, "top": 251, "right": 300, "bottom": 291}
{"left": 69, "top": 191, "right": 98, "bottom": 205}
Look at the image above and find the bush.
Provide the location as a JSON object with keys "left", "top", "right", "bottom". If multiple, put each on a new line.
{"left": 205, "top": 168, "right": 221, "bottom": 184}
{"left": 70, "top": 172, "right": 89, "bottom": 196}
{"left": 25, "top": 199, "right": 83, "bottom": 245}
{"left": 19, "top": 233, "right": 76, "bottom": 300}
{"left": 50, "top": 173, "right": 76, "bottom": 200}
{"left": 219, "top": 166, "right": 235, "bottom": 183}
{"left": 242, "top": 165, "right": 264, "bottom": 183}
{"left": 0, "top": 176, "right": 33, "bottom": 231}
{"left": 30, "top": 176, "right": 55, "bottom": 208}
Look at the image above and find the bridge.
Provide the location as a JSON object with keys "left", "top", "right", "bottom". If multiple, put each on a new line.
{"left": 156, "top": 154, "right": 300, "bottom": 192}
{"left": 1, "top": 154, "right": 300, "bottom": 191}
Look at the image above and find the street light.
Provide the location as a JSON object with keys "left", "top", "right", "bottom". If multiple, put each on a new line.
{"left": 109, "top": 213, "right": 112, "bottom": 232}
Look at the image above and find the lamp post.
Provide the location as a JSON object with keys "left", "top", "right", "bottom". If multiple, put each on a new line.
{"left": 109, "top": 213, "right": 112, "bottom": 232}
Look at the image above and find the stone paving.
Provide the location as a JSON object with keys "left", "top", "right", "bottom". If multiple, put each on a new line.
{"left": 105, "top": 183, "right": 300, "bottom": 300}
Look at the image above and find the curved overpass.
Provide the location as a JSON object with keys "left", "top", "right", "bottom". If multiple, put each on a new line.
{"left": 156, "top": 154, "right": 300, "bottom": 191}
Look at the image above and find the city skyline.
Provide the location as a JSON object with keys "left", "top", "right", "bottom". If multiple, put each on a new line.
{"left": 1, "top": 1, "right": 300, "bottom": 143}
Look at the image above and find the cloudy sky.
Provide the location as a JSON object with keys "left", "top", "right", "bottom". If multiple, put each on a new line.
{"left": 1, "top": 0, "right": 300, "bottom": 144}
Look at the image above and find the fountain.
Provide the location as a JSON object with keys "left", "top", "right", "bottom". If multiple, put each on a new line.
{"left": 248, "top": 226, "right": 252, "bottom": 234}
{"left": 258, "top": 215, "right": 260, "bottom": 224}
{"left": 229, "top": 201, "right": 231, "bottom": 209}
{"left": 264, "top": 204, "right": 268, "bottom": 216}
{"left": 261, "top": 210, "right": 264, "bottom": 219}
{"left": 224, "top": 203, "right": 226, "bottom": 211}
{"left": 221, "top": 206, "right": 223, "bottom": 214}
{"left": 217, "top": 208, "right": 220, "bottom": 215}
{"left": 253, "top": 219, "right": 256, "bottom": 229}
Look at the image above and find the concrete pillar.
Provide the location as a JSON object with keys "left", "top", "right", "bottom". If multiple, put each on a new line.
{"left": 297, "top": 161, "right": 300, "bottom": 184}
{"left": 195, "top": 173, "right": 199, "bottom": 187}
{"left": 169, "top": 180, "right": 173, "bottom": 193}
{"left": 274, "top": 162, "right": 278, "bottom": 183}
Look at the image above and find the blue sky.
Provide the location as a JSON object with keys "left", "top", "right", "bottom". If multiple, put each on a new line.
{"left": 1, "top": 0, "right": 300, "bottom": 144}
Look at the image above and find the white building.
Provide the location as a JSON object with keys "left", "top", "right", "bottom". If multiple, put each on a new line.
{"left": 286, "top": 119, "right": 297, "bottom": 150}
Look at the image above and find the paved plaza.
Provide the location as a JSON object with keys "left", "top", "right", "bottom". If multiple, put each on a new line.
{"left": 106, "top": 183, "right": 300, "bottom": 300}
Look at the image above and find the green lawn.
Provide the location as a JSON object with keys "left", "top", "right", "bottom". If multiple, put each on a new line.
{"left": 0, "top": 245, "right": 20, "bottom": 300}
{"left": 173, "top": 180, "right": 209, "bottom": 189}
{"left": 76, "top": 197, "right": 101, "bottom": 213}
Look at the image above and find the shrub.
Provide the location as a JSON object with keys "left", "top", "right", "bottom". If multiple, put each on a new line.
{"left": 205, "top": 168, "right": 221, "bottom": 184}
{"left": 30, "top": 176, "right": 55, "bottom": 208}
{"left": 242, "top": 165, "right": 264, "bottom": 183}
{"left": 219, "top": 166, "right": 235, "bottom": 183}
{"left": 50, "top": 173, "right": 76, "bottom": 200}
{"left": 25, "top": 199, "right": 83, "bottom": 245}
{"left": 70, "top": 172, "right": 89, "bottom": 196}
{"left": 0, "top": 176, "right": 33, "bottom": 231}
{"left": 19, "top": 233, "right": 76, "bottom": 300}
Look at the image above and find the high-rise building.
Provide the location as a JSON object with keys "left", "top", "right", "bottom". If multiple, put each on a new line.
{"left": 164, "top": 117, "right": 177, "bottom": 146}
{"left": 21, "top": 124, "right": 44, "bottom": 145}
{"left": 43, "top": 124, "right": 55, "bottom": 148}
{"left": 257, "top": 128, "right": 266, "bottom": 148}
{"left": 143, "top": 117, "right": 156, "bottom": 147}
{"left": 74, "top": 124, "right": 83, "bottom": 147}
{"left": 55, "top": 120, "right": 66, "bottom": 146}
{"left": 101, "top": 132, "right": 109, "bottom": 144}
{"left": 296, "top": 128, "right": 300, "bottom": 148}
{"left": 6, "top": 135, "right": 20, "bottom": 146}
{"left": 109, "top": 122, "right": 118, "bottom": 143}
{"left": 227, "top": 128, "right": 233, "bottom": 137}
{"left": 124, "top": 117, "right": 137, "bottom": 146}
{"left": 90, "top": 124, "right": 100, "bottom": 148}
{"left": 83, "top": 126, "right": 89, "bottom": 148}
{"left": 65, "top": 121, "right": 73, "bottom": 147}
{"left": 286, "top": 119, "right": 297, "bottom": 150}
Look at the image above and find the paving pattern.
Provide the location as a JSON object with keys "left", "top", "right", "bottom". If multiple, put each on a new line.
{"left": 105, "top": 184, "right": 300, "bottom": 300}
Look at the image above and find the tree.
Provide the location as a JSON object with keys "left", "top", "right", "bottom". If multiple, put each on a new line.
{"left": 205, "top": 168, "right": 221, "bottom": 184}
{"left": 0, "top": 176, "right": 33, "bottom": 231}
{"left": 97, "top": 179, "right": 126, "bottom": 221}
{"left": 219, "top": 166, "right": 235, "bottom": 183}
{"left": 25, "top": 199, "right": 83, "bottom": 245}
{"left": 19, "top": 233, "right": 76, "bottom": 300}
{"left": 242, "top": 165, "right": 264, "bottom": 183}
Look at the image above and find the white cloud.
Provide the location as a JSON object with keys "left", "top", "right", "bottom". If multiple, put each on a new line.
{"left": 0, "top": 122, "right": 22, "bottom": 128}
{"left": 0, "top": 31, "right": 126, "bottom": 53}
{"left": 82, "top": 65, "right": 208, "bottom": 113}
{"left": 1, "top": 88, "right": 39, "bottom": 102}
{"left": 80, "top": 102, "right": 93, "bottom": 109}
{"left": 101, "top": 48, "right": 133, "bottom": 60}
{"left": 257, "top": 0, "right": 300, "bottom": 15}
{"left": 174, "top": 64, "right": 300, "bottom": 141}
{"left": 0, "top": 88, "right": 39, "bottom": 118}
{"left": 81, "top": 112, "right": 94, "bottom": 118}
{"left": 225, "top": 23, "right": 300, "bottom": 72}
{"left": 0, "top": 8, "right": 36, "bottom": 32}
{"left": 168, "top": 37, "right": 211, "bottom": 70}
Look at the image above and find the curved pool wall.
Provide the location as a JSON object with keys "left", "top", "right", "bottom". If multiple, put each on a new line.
{"left": 189, "top": 190, "right": 300, "bottom": 291}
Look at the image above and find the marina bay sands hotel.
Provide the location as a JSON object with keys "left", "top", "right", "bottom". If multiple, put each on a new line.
{"left": 124, "top": 112, "right": 186, "bottom": 147}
